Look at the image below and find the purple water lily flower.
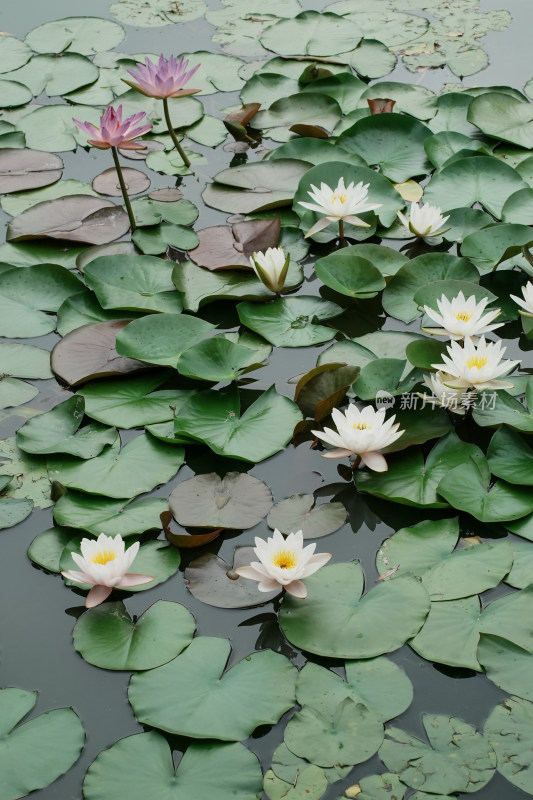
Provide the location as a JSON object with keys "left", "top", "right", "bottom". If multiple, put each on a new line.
{"left": 73, "top": 104, "right": 152, "bottom": 150}
{"left": 124, "top": 54, "right": 201, "bottom": 99}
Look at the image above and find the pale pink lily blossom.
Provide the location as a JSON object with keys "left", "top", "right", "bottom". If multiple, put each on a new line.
{"left": 73, "top": 104, "right": 152, "bottom": 150}
{"left": 235, "top": 529, "right": 331, "bottom": 599}
{"left": 124, "top": 54, "right": 201, "bottom": 99}
{"left": 312, "top": 404, "right": 404, "bottom": 472}
{"left": 61, "top": 533, "right": 153, "bottom": 608}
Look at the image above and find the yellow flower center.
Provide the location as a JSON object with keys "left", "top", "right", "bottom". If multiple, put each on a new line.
{"left": 353, "top": 422, "right": 370, "bottom": 430}
{"left": 332, "top": 192, "right": 347, "bottom": 204}
{"left": 455, "top": 311, "right": 472, "bottom": 322}
{"left": 466, "top": 356, "right": 488, "bottom": 370}
{"left": 91, "top": 549, "right": 117, "bottom": 565}
{"left": 271, "top": 549, "right": 297, "bottom": 570}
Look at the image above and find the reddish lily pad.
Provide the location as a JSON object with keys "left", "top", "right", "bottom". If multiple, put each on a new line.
{"left": 92, "top": 167, "right": 150, "bottom": 197}
{"left": 6, "top": 195, "right": 130, "bottom": 245}
{"left": 169, "top": 472, "right": 273, "bottom": 530}
{"left": 0, "top": 148, "right": 63, "bottom": 194}
{"left": 51, "top": 319, "right": 152, "bottom": 387}
{"left": 160, "top": 510, "right": 221, "bottom": 549}
{"left": 185, "top": 547, "right": 281, "bottom": 608}
{"left": 189, "top": 217, "right": 280, "bottom": 270}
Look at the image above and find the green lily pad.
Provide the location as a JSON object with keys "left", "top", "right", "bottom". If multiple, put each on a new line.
{"left": 28, "top": 527, "right": 76, "bottom": 573}
{"left": 344, "top": 773, "right": 406, "bottom": 800}
{"left": 173, "top": 385, "right": 302, "bottom": 462}
{"left": 0, "top": 79, "right": 33, "bottom": 108}
{"left": 237, "top": 296, "right": 341, "bottom": 347}
{"left": 0, "top": 263, "right": 83, "bottom": 312}
{"left": 128, "top": 636, "right": 296, "bottom": 740}
{"left": 0, "top": 378, "right": 38, "bottom": 409}
{"left": 505, "top": 539, "right": 533, "bottom": 587}
{"left": 461, "top": 222, "right": 533, "bottom": 270}
{"left": 0, "top": 343, "right": 52, "bottom": 379}
{"left": 17, "top": 396, "right": 117, "bottom": 458}
{"left": 484, "top": 697, "right": 533, "bottom": 795}
{"left": 73, "top": 600, "right": 195, "bottom": 671}
{"left": 267, "top": 494, "right": 347, "bottom": 539}
{"left": 284, "top": 697, "right": 383, "bottom": 768}
{"left": 360, "top": 81, "right": 437, "bottom": 121}
{"left": 379, "top": 715, "right": 496, "bottom": 795}
{"left": 8, "top": 53, "right": 99, "bottom": 97}
{"left": 468, "top": 92, "right": 533, "bottom": 148}
{"left": 337, "top": 114, "right": 431, "bottom": 183}
{"left": 110, "top": 0, "right": 207, "bottom": 27}
{"left": 0, "top": 35, "right": 32, "bottom": 73}
{"left": 169, "top": 472, "right": 272, "bottom": 529}
{"left": 280, "top": 561, "right": 430, "bottom": 659}
{"left": 2, "top": 178, "right": 97, "bottom": 216}
{"left": 409, "top": 596, "right": 483, "bottom": 671}
{"left": 423, "top": 155, "right": 527, "bottom": 218}
{"left": 53, "top": 493, "right": 168, "bottom": 537}
{"left": 56, "top": 290, "right": 142, "bottom": 337}
{"left": 48, "top": 433, "right": 184, "bottom": 499}
{"left": 0, "top": 497, "right": 33, "bottom": 530}
{"left": 115, "top": 313, "right": 215, "bottom": 369}
{"left": 352, "top": 358, "right": 422, "bottom": 401}
{"left": 502, "top": 187, "right": 533, "bottom": 224}
{"left": 264, "top": 765, "right": 329, "bottom": 800}
{"left": 0, "top": 687, "right": 85, "bottom": 800}
{"left": 269, "top": 740, "right": 350, "bottom": 787}
{"left": 16, "top": 104, "right": 102, "bottom": 152}
{"left": 83, "top": 732, "right": 262, "bottom": 800}
{"left": 177, "top": 335, "right": 268, "bottom": 381}
{"left": 424, "top": 131, "right": 489, "bottom": 170}
{"left": 25, "top": 16, "right": 125, "bottom": 54}
{"left": 84, "top": 255, "right": 182, "bottom": 313}
{"left": 260, "top": 11, "right": 362, "bottom": 57}
{"left": 478, "top": 634, "right": 533, "bottom": 702}
{"left": 77, "top": 373, "right": 194, "bottom": 427}
{"left": 132, "top": 223, "right": 198, "bottom": 255}
{"left": 0, "top": 436, "right": 51, "bottom": 508}
{"left": 254, "top": 93, "right": 342, "bottom": 142}
{"left": 487, "top": 426, "right": 533, "bottom": 484}
{"left": 266, "top": 136, "right": 364, "bottom": 168}
{"left": 473, "top": 386, "right": 533, "bottom": 432}
{"left": 314, "top": 250, "right": 386, "bottom": 298}
{"left": 357, "top": 433, "right": 484, "bottom": 508}
{"left": 203, "top": 159, "right": 310, "bottom": 214}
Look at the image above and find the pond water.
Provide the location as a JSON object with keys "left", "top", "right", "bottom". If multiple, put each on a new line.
{"left": 1, "top": 1, "right": 533, "bottom": 799}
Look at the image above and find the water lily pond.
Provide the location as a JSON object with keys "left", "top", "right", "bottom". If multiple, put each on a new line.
{"left": 2, "top": 0, "right": 533, "bottom": 799}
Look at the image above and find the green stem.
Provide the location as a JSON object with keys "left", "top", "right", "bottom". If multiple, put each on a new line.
{"left": 111, "top": 146, "right": 136, "bottom": 232}
{"left": 163, "top": 97, "right": 191, "bottom": 168}
{"left": 338, "top": 218, "right": 347, "bottom": 247}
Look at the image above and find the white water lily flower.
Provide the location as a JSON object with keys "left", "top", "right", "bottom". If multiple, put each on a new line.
{"left": 298, "top": 177, "right": 382, "bottom": 238}
{"left": 397, "top": 202, "right": 450, "bottom": 242}
{"left": 423, "top": 291, "right": 503, "bottom": 341}
{"left": 61, "top": 533, "right": 153, "bottom": 608}
{"left": 510, "top": 281, "right": 533, "bottom": 318}
{"left": 312, "top": 404, "right": 404, "bottom": 472}
{"left": 432, "top": 336, "right": 520, "bottom": 390}
{"left": 235, "top": 529, "right": 331, "bottom": 599}
{"left": 421, "top": 371, "right": 467, "bottom": 415}
{"left": 249, "top": 246, "right": 289, "bottom": 294}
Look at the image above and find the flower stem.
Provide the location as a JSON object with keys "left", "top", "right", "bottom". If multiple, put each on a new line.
{"left": 338, "top": 219, "right": 346, "bottom": 247}
{"left": 163, "top": 97, "right": 191, "bottom": 168}
{"left": 111, "top": 146, "right": 137, "bottom": 232}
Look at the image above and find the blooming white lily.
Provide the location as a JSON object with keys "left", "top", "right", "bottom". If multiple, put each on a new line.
{"left": 235, "top": 529, "right": 331, "bottom": 598}
{"left": 423, "top": 291, "right": 503, "bottom": 341}
{"left": 397, "top": 202, "right": 450, "bottom": 242}
{"left": 432, "top": 336, "right": 520, "bottom": 390}
{"left": 298, "top": 177, "right": 382, "bottom": 239}
{"left": 421, "top": 371, "right": 467, "bottom": 415}
{"left": 510, "top": 281, "right": 533, "bottom": 318}
{"left": 312, "top": 404, "right": 404, "bottom": 472}
{"left": 61, "top": 533, "right": 153, "bottom": 608}
{"left": 249, "top": 246, "right": 289, "bottom": 294}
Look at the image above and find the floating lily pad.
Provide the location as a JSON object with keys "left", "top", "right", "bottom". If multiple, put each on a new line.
{"left": 269, "top": 740, "right": 350, "bottom": 787}
{"left": 473, "top": 386, "right": 533, "bottom": 432}
{"left": 260, "top": 11, "right": 362, "bottom": 56}
{"left": 169, "top": 472, "right": 273, "bottom": 529}
{"left": 2, "top": 178, "right": 97, "bottom": 216}
{"left": 73, "top": 600, "right": 195, "bottom": 671}
{"left": 176, "top": 335, "right": 268, "bottom": 381}
{"left": 0, "top": 343, "right": 52, "bottom": 379}
{"left": 0, "top": 687, "right": 85, "bottom": 800}
{"left": 83, "top": 732, "right": 262, "bottom": 800}
{"left": 17, "top": 396, "right": 117, "bottom": 458}
{"left": 48, "top": 433, "right": 184, "bottom": 499}
{"left": 110, "top": 0, "right": 207, "bottom": 27}
{"left": 0, "top": 497, "right": 34, "bottom": 530}
{"left": 0, "top": 148, "right": 63, "bottom": 194}
{"left": 203, "top": 159, "right": 310, "bottom": 214}
{"left": 84, "top": 254, "right": 182, "bottom": 313}
{"left": 185, "top": 546, "right": 281, "bottom": 608}
{"left": 8, "top": 53, "right": 99, "bottom": 97}
{"left": 15, "top": 104, "right": 102, "bottom": 152}
{"left": 314, "top": 250, "right": 385, "bottom": 299}
{"left": 131, "top": 223, "right": 198, "bottom": 255}
{"left": 128, "top": 636, "right": 296, "bottom": 740}
{"left": 0, "top": 79, "right": 32, "bottom": 108}
{"left": 280, "top": 561, "right": 430, "bottom": 659}
{"left": 51, "top": 319, "right": 152, "bottom": 386}
{"left": 343, "top": 773, "right": 406, "bottom": 800}
{"left": 0, "top": 35, "right": 32, "bottom": 73}
{"left": 379, "top": 715, "right": 496, "bottom": 795}
{"left": 53, "top": 493, "right": 168, "bottom": 537}
{"left": 25, "top": 16, "right": 125, "bottom": 54}
{"left": 478, "top": 634, "right": 533, "bottom": 702}
{"left": 0, "top": 378, "right": 38, "bottom": 409}
{"left": 93, "top": 167, "right": 150, "bottom": 197}
{"left": 264, "top": 765, "right": 329, "bottom": 800}
{"left": 254, "top": 93, "right": 342, "bottom": 142}
{"left": 294, "top": 363, "right": 360, "bottom": 421}
{"left": 468, "top": 92, "right": 533, "bottom": 148}
{"left": 189, "top": 217, "right": 280, "bottom": 270}
{"left": 487, "top": 426, "right": 533, "bottom": 485}
{"left": 237, "top": 296, "right": 341, "bottom": 347}
{"left": 7, "top": 195, "right": 130, "bottom": 245}
{"left": 267, "top": 494, "right": 346, "bottom": 538}
{"left": 461, "top": 222, "right": 533, "bottom": 270}
{"left": 173, "top": 385, "right": 302, "bottom": 462}
{"left": 78, "top": 374, "right": 193, "bottom": 428}
{"left": 484, "top": 697, "right": 533, "bottom": 795}
{"left": 115, "top": 313, "right": 215, "bottom": 368}
{"left": 409, "top": 596, "right": 483, "bottom": 671}
{"left": 28, "top": 527, "right": 76, "bottom": 573}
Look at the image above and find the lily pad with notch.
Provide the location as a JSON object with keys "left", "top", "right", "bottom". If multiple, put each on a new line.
{"left": 176, "top": 336, "right": 269, "bottom": 382}
{"left": 484, "top": 696, "right": 533, "bottom": 795}
{"left": 53, "top": 493, "right": 168, "bottom": 537}
{"left": 267, "top": 494, "right": 346, "bottom": 539}
{"left": 189, "top": 217, "right": 281, "bottom": 270}
{"left": 185, "top": 546, "right": 281, "bottom": 608}
{"left": 83, "top": 254, "right": 182, "bottom": 313}
{"left": 72, "top": 600, "right": 196, "bottom": 671}
{"left": 314, "top": 250, "right": 386, "bottom": 299}
{"left": 293, "top": 363, "right": 361, "bottom": 421}
{"left": 0, "top": 342, "right": 53, "bottom": 379}
{"left": 169, "top": 472, "right": 273, "bottom": 530}
{"left": 115, "top": 313, "right": 215, "bottom": 368}
{"left": 259, "top": 11, "right": 362, "bottom": 57}
{"left": 25, "top": 16, "right": 125, "bottom": 55}
{"left": 237, "top": 296, "right": 341, "bottom": 347}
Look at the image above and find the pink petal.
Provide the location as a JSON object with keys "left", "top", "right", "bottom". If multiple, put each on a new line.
{"left": 284, "top": 580, "right": 307, "bottom": 598}
{"left": 257, "top": 578, "right": 283, "bottom": 594}
{"left": 85, "top": 585, "right": 113, "bottom": 608}
{"left": 321, "top": 448, "right": 354, "bottom": 459}
{"left": 117, "top": 573, "right": 154, "bottom": 588}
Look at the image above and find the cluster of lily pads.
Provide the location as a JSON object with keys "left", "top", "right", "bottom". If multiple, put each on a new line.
{"left": 2, "top": 5, "right": 533, "bottom": 800}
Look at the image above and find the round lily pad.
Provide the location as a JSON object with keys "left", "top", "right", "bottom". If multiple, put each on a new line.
{"left": 169, "top": 472, "right": 272, "bottom": 529}
{"left": 0, "top": 148, "right": 63, "bottom": 194}
{"left": 128, "top": 636, "right": 297, "bottom": 740}
{"left": 237, "top": 296, "right": 341, "bottom": 347}
{"left": 314, "top": 250, "right": 386, "bottom": 298}
{"left": 93, "top": 167, "right": 150, "bottom": 197}
{"left": 25, "top": 16, "right": 125, "bottom": 54}
{"left": 73, "top": 600, "right": 196, "bottom": 671}
{"left": 267, "top": 494, "right": 347, "bottom": 539}
{"left": 484, "top": 697, "right": 533, "bottom": 795}
{"left": 115, "top": 313, "right": 215, "bottom": 368}
{"left": 83, "top": 254, "right": 182, "bottom": 313}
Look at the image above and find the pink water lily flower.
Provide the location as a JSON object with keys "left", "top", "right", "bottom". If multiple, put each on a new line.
{"left": 62, "top": 533, "right": 153, "bottom": 608}
{"left": 73, "top": 104, "right": 152, "bottom": 150}
{"left": 124, "top": 54, "right": 201, "bottom": 99}
{"left": 235, "top": 529, "right": 331, "bottom": 599}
